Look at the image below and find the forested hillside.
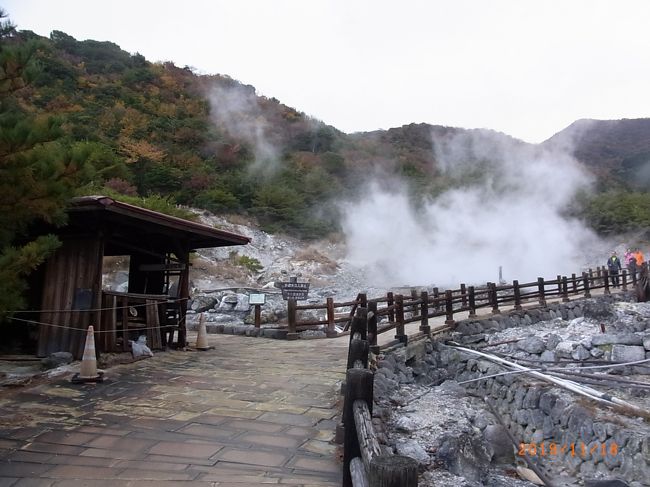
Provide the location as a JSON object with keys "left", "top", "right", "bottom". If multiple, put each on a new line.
{"left": 2, "top": 12, "right": 650, "bottom": 286}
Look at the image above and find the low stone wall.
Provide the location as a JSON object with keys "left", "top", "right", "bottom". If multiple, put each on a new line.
{"left": 374, "top": 294, "right": 650, "bottom": 486}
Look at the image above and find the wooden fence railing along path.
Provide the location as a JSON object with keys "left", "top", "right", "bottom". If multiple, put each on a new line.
{"left": 286, "top": 263, "right": 650, "bottom": 344}
{"left": 342, "top": 307, "right": 418, "bottom": 487}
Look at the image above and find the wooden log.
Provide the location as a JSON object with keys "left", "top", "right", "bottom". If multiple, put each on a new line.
{"left": 489, "top": 282, "right": 500, "bottom": 314}
{"left": 582, "top": 271, "right": 591, "bottom": 298}
{"left": 347, "top": 338, "right": 369, "bottom": 370}
{"left": 460, "top": 283, "right": 467, "bottom": 307}
{"left": 353, "top": 399, "right": 382, "bottom": 472}
{"left": 386, "top": 292, "right": 395, "bottom": 322}
{"left": 350, "top": 457, "right": 369, "bottom": 487}
{"left": 419, "top": 291, "right": 429, "bottom": 334}
{"left": 287, "top": 298, "right": 297, "bottom": 334}
{"left": 343, "top": 368, "right": 374, "bottom": 487}
{"left": 603, "top": 269, "right": 610, "bottom": 294}
{"left": 572, "top": 273, "right": 578, "bottom": 293}
{"left": 254, "top": 304, "right": 261, "bottom": 328}
{"left": 444, "top": 289, "right": 454, "bottom": 325}
{"left": 562, "top": 276, "right": 570, "bottom": 302}
{"left": 467, "top": 285, "right": 477, "bottom": 316}
{"left": 394, "top": 295, "right": 406, "bottom": 343}
{"left": 512, "top": 280, "right": 522, "bottom": 310}
{"left": 622, "top": 270, "right": 628, "bottom": 291}
{"left": 326, "top": 297, "right": 336, "bottom": 337}
{"left": 537, "top": 277, "right": 546, "bottom": 306}
{"left": 368, "top": 301, "right": 378, "bottom": 353}
{"left": 368, "top": 454, "right": 418, "bottom": 487}
{"left": 350, "top": 307, "right": 368, "bottom": 342}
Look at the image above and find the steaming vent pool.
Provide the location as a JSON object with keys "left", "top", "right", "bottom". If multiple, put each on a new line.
{"left": 372, "top": 295, "right": 650, "bottom": 487}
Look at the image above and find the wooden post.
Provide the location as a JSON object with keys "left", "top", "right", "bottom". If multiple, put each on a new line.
{"left": 596, "top": 266, "right": 602, "bottom": 286}
{"left": 343, "top": 367, "right": 374, "bottom": 487}
{"left": 513, "top": 280, "right": 522, "bottom": 310}
{"left": 572, "top": 273, "right": 578, "bottom": 294}
{"left": 460, "top": 283, "right": 467, "bottom": 307}
{"left": 489, "top": 282, "right": 500, "bottom": 314}
{"left": 468, "top": 285, "right": 477, "bottom": 317}
{"left": 562, "top": 276, "right": 569, "bottom": 302}
{"left": 444, "top": 290, "right": 454, "bottom": 325}
{"left": 368, "top": 301, "right": 379, "bottom": 354}
{"left": 582, "top": 271, "right": 591, "bottom": 298}
{"left": 287, "top": 298, "right": 297, "bottom": 337}
{"left": 432, "top": 287, "right": 440, "bottom": 310}
{"left": 326, "top": 297, "right": 336, "bottom": 337}
{"left": 254, "top": 304, "right": 261, "bottom": 328}
{"left": 410, "top": 289, "right": 418, "bottom": 316}
{"left": 622, "top": 270, "right": 628, "bottom": 291}
{"left": 386, "top": 292, "right": 395, "bottom": 322}
{"left": 419, "top": 291, "right": 430, "bottom": 334}
{"left": 603, "top": 269, "right": 610, "bottom": 295}
{"left": 537, "top": 277, "right": 546, "bottom": 307}
{"left": 556, "top": 275, "right": 562, "bottom": 298}
{"left": 359, "top": 293, "right": 368, "bottom": 309}
{"left": 368, "top": 454, "right": 418, "bottom": 487}
{"left": 394, "top": 295, "right": 406, "bottom": 343}
{"left": 350, "top": 307, "right": 368, "bottom": 342}
{"left": 632, "top": 267, "right": 638, "bottom": 287}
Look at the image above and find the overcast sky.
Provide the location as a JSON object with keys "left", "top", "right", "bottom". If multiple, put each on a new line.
{"left": 4, "top": 0, "right": 650, "bottom": 143}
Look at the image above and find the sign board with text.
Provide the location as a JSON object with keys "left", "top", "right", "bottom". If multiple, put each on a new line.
{"left": 280, "top": 281, "right": 310, "bottom": 301}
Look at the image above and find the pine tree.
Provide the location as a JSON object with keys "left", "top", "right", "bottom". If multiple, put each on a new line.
{"left": 0, "top": 10, "right": 86, "bottom": 315}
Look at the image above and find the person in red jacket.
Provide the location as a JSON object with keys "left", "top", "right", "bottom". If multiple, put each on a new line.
{"left": 634, "top": 248, "right": 645, "bottom": 267}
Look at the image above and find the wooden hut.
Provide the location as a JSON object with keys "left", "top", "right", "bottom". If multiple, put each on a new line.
{"left": 32, "top": 196, "right": 250, "bottom": 359}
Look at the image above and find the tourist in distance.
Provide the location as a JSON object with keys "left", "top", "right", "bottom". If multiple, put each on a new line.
{"left": 624, "top": 248, "right": 637, "bottom": 277}
{"left": 607, "top": 251, "right": 622, "bottom": 288}
{"left": 634, "top": 248, "right": 645, "bottom": 268}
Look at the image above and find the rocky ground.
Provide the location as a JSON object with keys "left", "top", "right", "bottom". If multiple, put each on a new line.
{"left": 373, "top": 298, "right": 650, "bottom": 487}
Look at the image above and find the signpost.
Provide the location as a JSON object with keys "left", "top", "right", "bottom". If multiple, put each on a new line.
{"left": 249, "top": 294, "right": 266, "bottom": 328}
{"left": 280, "top": 278, "right": 310, "bottom": 339}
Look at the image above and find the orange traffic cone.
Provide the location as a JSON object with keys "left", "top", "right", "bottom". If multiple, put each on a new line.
{"left": 71, "top": 325, "right": 104, "bottom": 383}
{"left": 195, "top": 314, "right": 210, "bottom": 351}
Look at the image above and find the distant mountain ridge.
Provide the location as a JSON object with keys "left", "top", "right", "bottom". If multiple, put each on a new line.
{"left": 7, "top": 26, "right": 650, "bottom": 237}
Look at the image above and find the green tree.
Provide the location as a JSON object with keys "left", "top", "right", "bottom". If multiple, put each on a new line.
{"left": 0, "top": 10, "right": 87, "bottom": 314}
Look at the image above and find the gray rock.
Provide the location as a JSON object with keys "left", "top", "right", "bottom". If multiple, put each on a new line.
{"left": 483, "top": 424, "right": 514, "bottom": 463}
{"left": 555, "top": 341, "right": 576, "bottom": 358}
{"left": 190, "top": 295, "right": 218, "bottom": 313}
{"left": 644, "top": 336, "right": 650, "bottom": 351}
{"left": 583, "top": 300, "right": 614, "bottom": 319}
{"left": 517, "top": 337, "right": 545, "bottom": 354}
{"left": 590, "top": 347, "right": 605, "bottom": 358}
{"left": 394, "top": 415, "right": 419, "bottom": 433}
{"left": 584, "top": 480, "right": 630, "bottom": 487}
{"left": 572, "top": 345, "right": 591, "bottom": 361}
{"left": 540, "top": 350, "right": 557, "bottom": 362}
{"left": 592, "top": 334, "right": 643, "bottom": 346}
{"left": 611, "top": 345, "right": 646, "bottom": 363}
{"left": 41, "top": 351, "right": 73, "bottom": 369}
{"left": 395, "top": 439, "right": 430, "bottom": 465}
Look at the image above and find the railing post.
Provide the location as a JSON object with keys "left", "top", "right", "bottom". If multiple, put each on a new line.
{"left": 631, "top": 267, "right": 638, "bottom": 287}
{"left": 582, "top": 271, "right": 591, "bottom": 298}
{"left": 368, "top": 301, "right": 379, "bottom": 354}
{"left": 622, "top": 269, "right": 628, "bottom": 291}
{"left": 432, "top": 287, "right": 440, "bottom": 310}
{"left": 489, "top": 282, "right": 500, "bottom": 314}
{"left": 572, "top": 273, "right": 578, "bottom": 294}
{"left": 562, "top": 276, "right": 570, "bottom": 302}
{"left": 347, "top": 308, "right": 369, "bottom": 370}
{"left": 394, "top": 295, "right": 406, "bottom": 344}
{"left": 287, "top": 299, "right": 297, "bottom": 336}
{"left": 386, "top": 292, "right": 395, "bottom": 322}
{"left": 369, "top": 454, "right": 418, "bottom": 487}
{"left": 326, "top": 297, "right": 336, "bottom": 338}
{"left": 603, "top": 269, "right": 610, "bottom": 295}
{"left": 468, "top": 285, "right": 477, "bottom": 317}
{"left": 460, "top": 283, "right": 467, "bottom": 307}
{"left": 537, "top": 277, "right": 546, "bottom": 307}
{"left": 343, "top": 367, "right": 374, "bottom": 487}
{"left": 419, "top": 291, "right": 430, "bottom": 334}
{"left": 444, "top": 290, "right": 454, "bottom": 325}
{"left": 596, "top": 267, "right": 602, "bottom": 286}
{"left": 513, "top": 280, "right": 522, "bottom": 310}
{"left": 410, "top": 289, "right": 418, "bottom": 317}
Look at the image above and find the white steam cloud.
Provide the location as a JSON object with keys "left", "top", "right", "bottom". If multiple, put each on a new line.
{"left": 341, "top": 130, "right": 600, "bottom": 288}
{"left": 207, "top": 83, "right": 281, "bottom": 173}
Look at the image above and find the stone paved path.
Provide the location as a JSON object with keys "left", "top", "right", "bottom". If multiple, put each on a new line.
{"left": 0, "top": 334, "right": 348, "bottom": 486}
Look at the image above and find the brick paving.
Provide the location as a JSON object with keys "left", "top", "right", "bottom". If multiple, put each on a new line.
{"left": 0, "top": 334, "right": 348, "bottom": 486}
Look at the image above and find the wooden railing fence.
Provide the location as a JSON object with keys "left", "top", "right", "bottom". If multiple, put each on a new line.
{"left": 287, "top": 264, "right": 649, "bottom": 340}
{"left": 342, "top": 307, "right": 418, "bottom": 487}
